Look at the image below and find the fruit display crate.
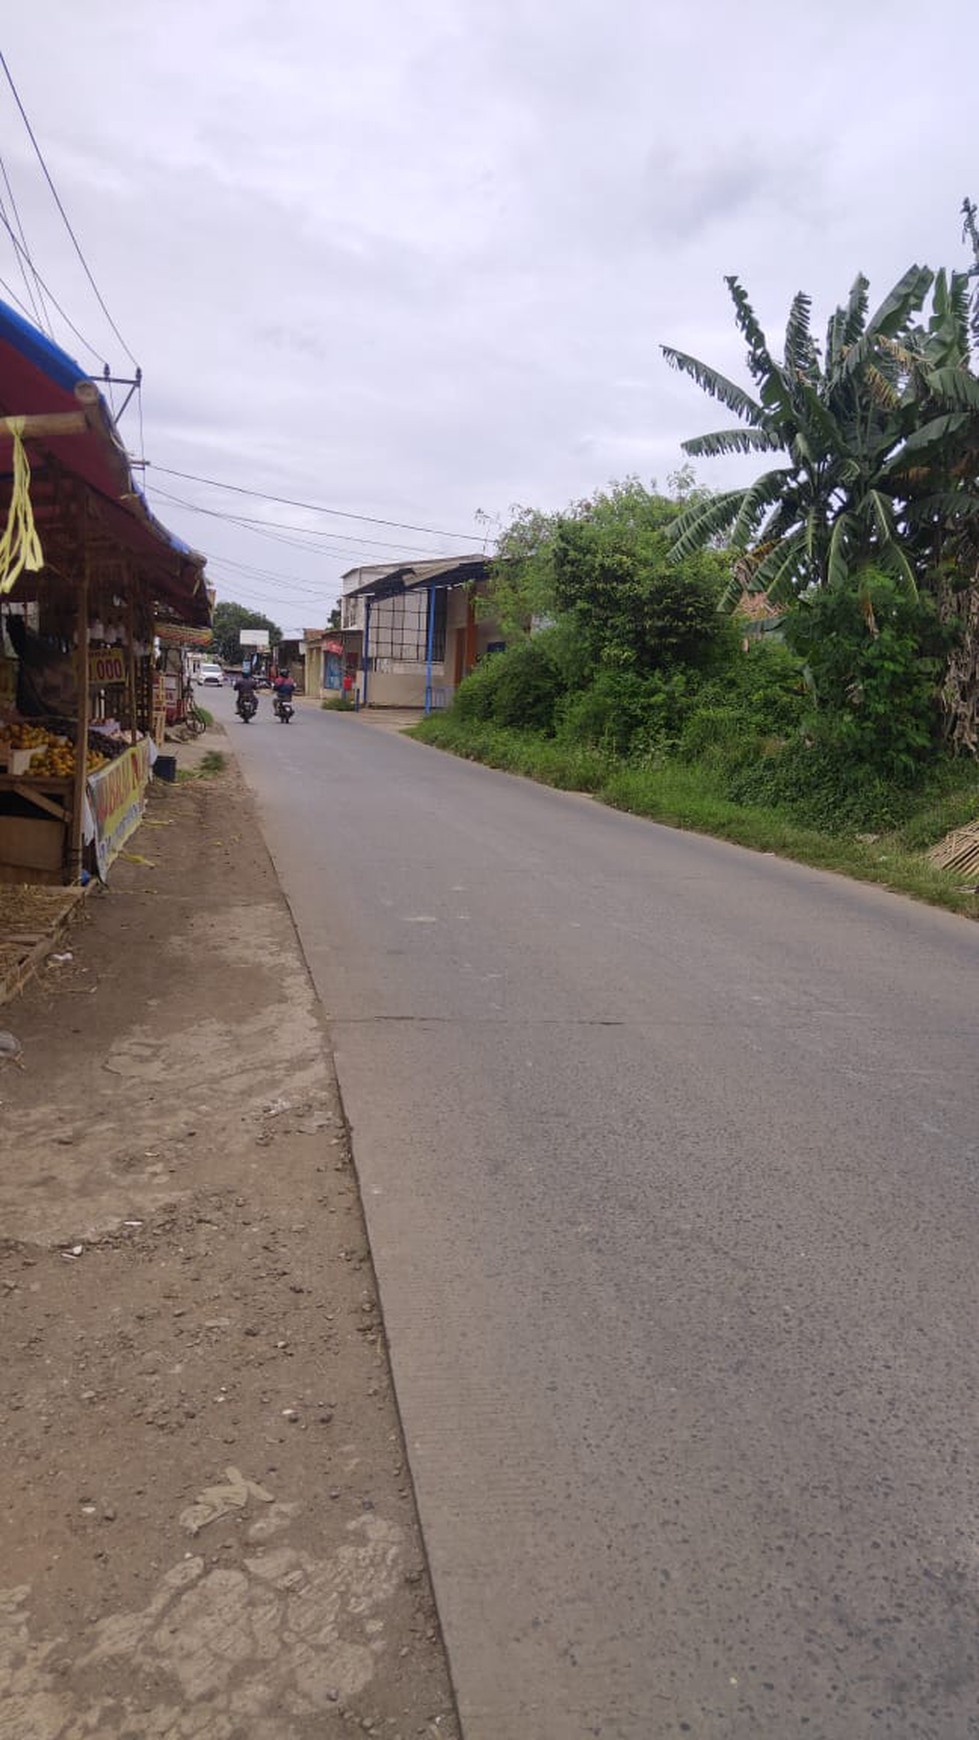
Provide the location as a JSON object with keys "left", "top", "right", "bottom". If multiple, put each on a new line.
{"left": 0, "top": 775, "right": 73, "bottom": 888}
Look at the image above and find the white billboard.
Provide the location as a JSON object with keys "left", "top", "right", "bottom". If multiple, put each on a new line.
{"left": 239, "top": 629, "right": 270, "bottom": 649}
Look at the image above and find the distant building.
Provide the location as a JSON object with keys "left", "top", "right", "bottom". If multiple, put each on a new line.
{"left": 303, "top": 630, "right": 344, "bottom": 697}
{"left": 339, "top": 555, "right": 502, "bottom": 709}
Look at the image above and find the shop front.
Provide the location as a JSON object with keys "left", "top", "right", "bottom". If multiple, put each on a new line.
{"left": 0, "top": 297, "right": 209, "bottom": 885}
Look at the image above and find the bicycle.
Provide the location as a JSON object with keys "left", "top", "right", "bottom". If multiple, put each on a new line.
{"left": 179, "top": 677, "right": 208, "bottom": 738}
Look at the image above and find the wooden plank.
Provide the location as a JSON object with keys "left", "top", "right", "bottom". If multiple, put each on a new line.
{"left": 10, "top": 782, "right": 68, "bottom": 821}
{"left": 929, "top": 820, "right": 979, "bottom": 872}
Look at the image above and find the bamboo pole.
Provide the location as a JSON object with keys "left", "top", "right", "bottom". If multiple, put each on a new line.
{"left": 126, "top": 583, "right": 139, "bottom": 745}
{"left": 0, "top": 412, "right": 88, "bottom": 441}
{"left": 68, "top": 546, "right": 91, "bottom": 881}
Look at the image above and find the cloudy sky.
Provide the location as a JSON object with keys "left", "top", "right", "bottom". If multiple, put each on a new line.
{"left": 1, "top": 0, "right": 977, "bottom": 629}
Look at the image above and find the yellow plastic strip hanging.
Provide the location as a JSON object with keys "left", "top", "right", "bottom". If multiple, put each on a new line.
{"left": 0, "top": 418, "right": 44, "bottom": 594}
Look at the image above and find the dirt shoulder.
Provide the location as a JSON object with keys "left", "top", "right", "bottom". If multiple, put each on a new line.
{"left": 0, "top": 738, "right": 458, "bottom": 1740}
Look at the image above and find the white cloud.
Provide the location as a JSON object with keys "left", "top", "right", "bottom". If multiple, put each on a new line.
{"left": 1, "top": 0, "right": 977, "bottom": 623}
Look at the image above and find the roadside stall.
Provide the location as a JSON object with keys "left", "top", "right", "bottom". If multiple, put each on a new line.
{"left": 0, "top": 298, "right": 209, "bottom": 887}
{"left": 154, "top": 621, "right": 214, "bottom": 726}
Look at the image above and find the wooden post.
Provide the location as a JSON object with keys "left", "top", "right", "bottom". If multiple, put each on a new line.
{"left": 126, "top": 584, "right": 139, "bottom": 745}
{"left": 68, "top": 547, "right": 91, "bottom": 881}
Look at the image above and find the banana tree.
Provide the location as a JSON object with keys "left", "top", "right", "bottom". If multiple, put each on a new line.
{"left": 894, "top": 266, "right": 979, "bottom": 749}
{"left": 662, "top": 266, "right": 940, "bottom": 604}
{"left": 664, "top": 261, "right": 979, "bottom": 746}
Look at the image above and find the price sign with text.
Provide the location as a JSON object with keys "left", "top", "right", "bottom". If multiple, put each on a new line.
{"left": 89, "top": 646, "right": 128, "bottom": 687}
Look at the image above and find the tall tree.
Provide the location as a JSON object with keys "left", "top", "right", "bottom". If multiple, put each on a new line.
{"left": 211, "top": 601, "right": 282, "bottom": 665}
{"left": 662, "top": 266, "right": 943, "bottom": 602}
{"left": 663, "top": 261, "right": 979, "bottom": 747}
{"left": 487, "top": 477, "right": 726, "bottom": 663}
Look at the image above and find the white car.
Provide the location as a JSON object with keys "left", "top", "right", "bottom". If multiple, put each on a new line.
{"left": 197, "top": 662, "right": 224, "bottom": 686}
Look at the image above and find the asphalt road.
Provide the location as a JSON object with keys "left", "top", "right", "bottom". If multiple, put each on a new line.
{"left": 221, "top": 688, "right": 979, "bottom": 1740}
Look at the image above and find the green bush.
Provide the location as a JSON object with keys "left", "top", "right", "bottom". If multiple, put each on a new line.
{"left": 726, "top": 739, "right": 917, "bottom": 833}
{"left": 450, "top": 655, "right": 506, "bottom": 724}
{"left": 679, "top": 704, "right": 753, "bottom": 770}
{"left": 414, "top": 714, "right": 609, "bottom": 790}
{"left": 552, "top": 642, "right": 805, "bottom": 769}
{"left": 783, "top": 571, "right": 948, "bottom": 783}
{"left": 551, "top": 512, "right": 728, "bottom": 671}
{"left": 411, "top": 713, "right": 979, "bottom": 918}
{"left": 452, "top": 639, "right": 564, "bottom": 733}
{"left": 556, "top": 668, "right": 693, "bottom": 758}
{"left": 677, "top": 642, "right": 806, "bottom": 772}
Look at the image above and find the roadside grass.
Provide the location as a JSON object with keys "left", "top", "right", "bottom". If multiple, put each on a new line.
{"left": 177, "top": 749, "right": 227, "bottom": 782}
{"left": 410, "top": 715, "right": 979, "bottom": 919}
{"left": 192, "top": 705, "right": 214, "bottom": 728}
{"left": 321, "top": 696, "right": 356, "bottom": 711}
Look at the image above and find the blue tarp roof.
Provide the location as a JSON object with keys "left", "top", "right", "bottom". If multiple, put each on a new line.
{"left": 0, "top": 296, "right": 206, "bottom": 605}
{"left": 0, "top": 295, "right": 91, "bottom": 395}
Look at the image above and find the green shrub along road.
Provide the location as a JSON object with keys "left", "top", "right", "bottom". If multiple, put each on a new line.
{"left": 412, "top": 710, "right": 979, "bottom": 916}
{"left": 413, "top": 240, "right": 979, "bottom": 917}
{"left": 414, "top": 575, "right": 979, "bottom": 913}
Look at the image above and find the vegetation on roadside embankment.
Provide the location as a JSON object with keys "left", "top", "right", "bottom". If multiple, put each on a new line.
{"left": 177, "top": 749, "right": 227, "bottom": 781}
{"left": 401, "top": 227, "right": 979, "bottom": 917}
{"left": 410, "top": 236, "right": 979, "bottom": 917}
{"left": 412, "top": 710, "right": 978, "bottom": 914}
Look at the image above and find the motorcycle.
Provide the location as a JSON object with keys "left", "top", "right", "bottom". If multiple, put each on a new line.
{"left": 236, "top": 691, "right": 258, "bottom": 723}
{"left": 273, "top": 693, "right": 294, "bottom": 724}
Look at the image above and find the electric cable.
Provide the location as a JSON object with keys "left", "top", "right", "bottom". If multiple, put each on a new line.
{"left": 0, "top": 151, "right": 49, "bottom": 333}
{"left": 148, "top": 485, "right": 445, "bottom": 560}
{"left": 208, "top": 574, "right": 334, "bottom": 610}
{"left": 0, "top": 265, "right": 34, "bottom": 322}
{"left": 146, "top": 463, "right": 480, "bottom": 542}
{"left": 0, "top": 48, "right": 138, "bottom": 367}
{"left": 0, "top": 202, "right": 110, "bottom": 366}
{"left": 146, "top": 485, "right": 439, "bottom": 568}
{"left": 193, "top": 547, "right": 349, "bottom": 593}
{"left": 201, "top": 548, "right": 346, "bottom": 598}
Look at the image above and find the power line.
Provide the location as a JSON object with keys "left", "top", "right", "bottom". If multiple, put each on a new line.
{"left": 143, "top": 484, "right": 362, "bottom": 592}
{"left": 148, "top": 484, "right": 444, "bottom": 560}
{"left": 210, "top": 575, "right": 335, "bottom": 612}
{"left": 198, "top": 546, "right": 344, "bottom": 593}
{"left": 204, "top": 549, "right": 343, "bottom": 598}
{"left": 210, "top": 572, "right": 328, "bottom": 605}
{"left": 0, "top": 150, "right": 49, "bottom": 333}
{"left": 206, "top": 564, "right": 337, "bottom": 612}
{"left": 0, "top": 201, "right": 109, "bottom": 366}
{"left": 147, "top": 486, "right": 403, "bottom": 569}
{"left": 147, "top": 483, "right": 435, "bottom": 568}
{"left": 0, "top": 48, "right": 138, "bottom": 367}
{"left": 0, "top": 263, "right": 34, "bottom": 322}
{"left": 146, "top": 463, "right": 480, "bottom": 543}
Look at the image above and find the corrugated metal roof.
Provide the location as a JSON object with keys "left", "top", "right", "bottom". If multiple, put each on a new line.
{"left": 343, "top": 554, "right": 489, "bottom": 600}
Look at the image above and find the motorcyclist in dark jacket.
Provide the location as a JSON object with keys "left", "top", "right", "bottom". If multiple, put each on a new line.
{"left": 234, "top": 674, "right": 258, "bottom": 716}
